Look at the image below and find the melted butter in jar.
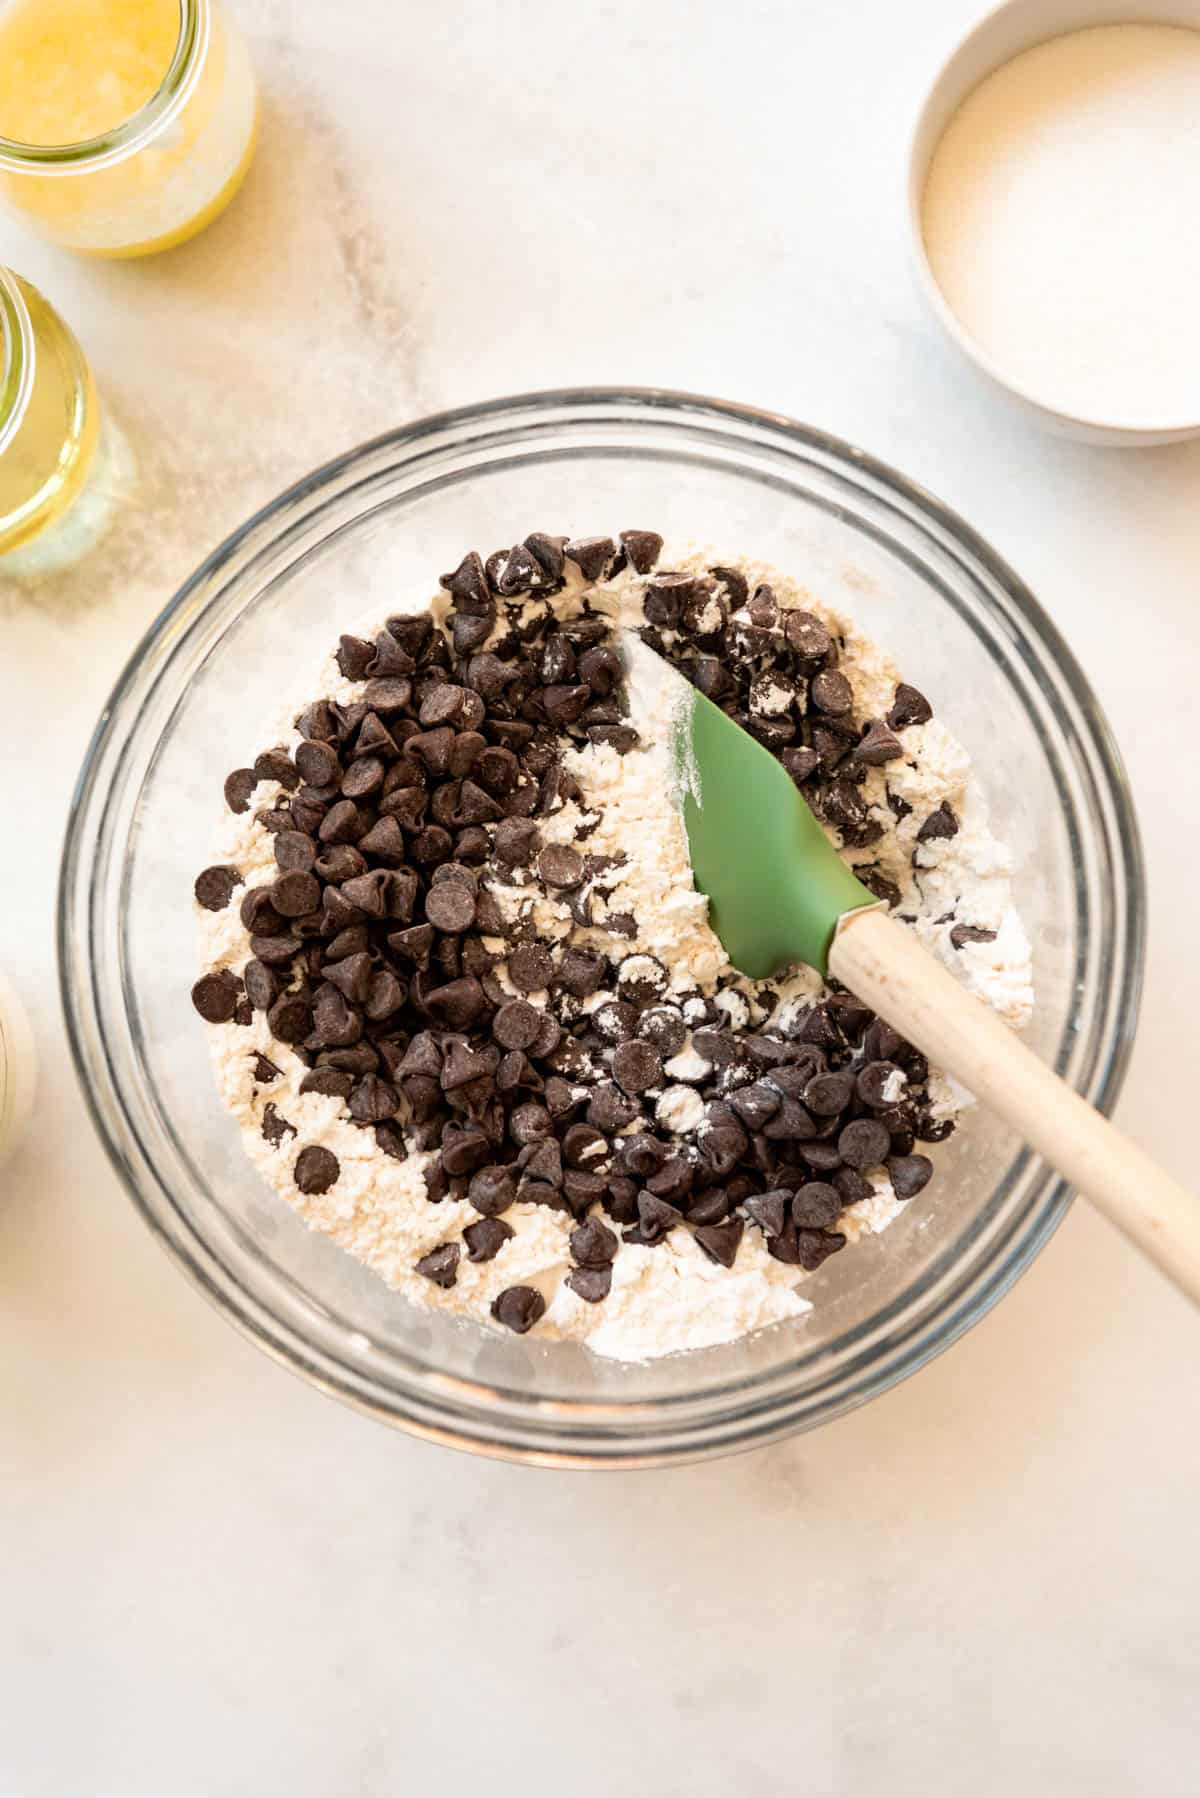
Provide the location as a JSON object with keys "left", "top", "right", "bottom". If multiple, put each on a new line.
{"left": 0, "top": 0, "right": 258, "bottom": 257}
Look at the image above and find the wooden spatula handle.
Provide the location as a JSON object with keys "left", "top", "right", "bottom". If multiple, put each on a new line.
{"left": 829, "top": 907, "right": 1200, "bottom": 1307}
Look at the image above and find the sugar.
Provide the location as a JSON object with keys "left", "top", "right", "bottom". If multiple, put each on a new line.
{"left": 922, "top": 25, "right": 1200, "bottom": 424}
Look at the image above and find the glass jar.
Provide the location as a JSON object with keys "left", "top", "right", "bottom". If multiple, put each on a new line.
{"left": 0, "top": 0, "right": 258, "bottom": 256}
{"left": 0, "top": 265, "right": 131, "bottom": 575}
{"left": 0, "top": 969, "right": 35, "bottom": 1169}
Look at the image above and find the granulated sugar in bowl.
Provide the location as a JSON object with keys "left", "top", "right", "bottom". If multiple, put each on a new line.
{"left": 910, "top": 1, "right": 1200, "bottom": 444}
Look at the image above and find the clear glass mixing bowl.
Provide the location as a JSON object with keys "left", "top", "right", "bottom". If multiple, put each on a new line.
{"left": 59, "top": 390, "right": 1144, "bottom": 1466}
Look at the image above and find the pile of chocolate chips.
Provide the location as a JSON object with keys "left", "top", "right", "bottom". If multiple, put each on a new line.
{"left": 194, "top": 529, "right": 965, "bottom": 1334}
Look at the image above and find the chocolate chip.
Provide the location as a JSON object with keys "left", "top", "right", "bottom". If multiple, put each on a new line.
{"left": 389, "top": 924, "right": 435, "bottom": 969}
{"left": 464, "top": 1216, "right": 514, "bottom": 1262}
{"left": 469, "top": 1166, "right": 517, "bottom": 1216}
{"left": 565, "top": 536, "right": 615, "bottom": 580}
{"left": 240, "top": 889, "right": 287, "bottom": 939}
{"left": 223, "top": 768, "right": 256, "bottom": 814}
{"left": 271, "top": 833, "right": 316, "bottom": 878}
{"left": 250, "top": 929, "right": 301, "bottom": 967}
{"left": 257, "top": 1103, "right": 296, "bottom": 1148}
{"left": 441, "top": 1124, "right": 492, "bottom": 1177}
{"left": 336, "top": 633, "right": 375, "bottom": 680}
{"left": 730, "top": 1081, "right": 782, "bottom": 1129}
{"left": 744, "top": 1190, "right": 790, "bottom": 1237}
{"left": 810, "top": 668, "right": 854, "bottom": 715}
{"left": 782, "top": 610, "right": 832, "bottom": 662}
{"left": 338, "top": 757, "right": 384, "bottom": 801}
{"left": 335, "top": 871, "right": 386, "bottom": 919}
{"left": 269, "top": 870, "right": 318, "bottom": 919}
{"left": 522, "top": 1137, "right": 564, "bottom": 1190}
{"left": 791, "top": 1182, "right": 842, "bottom": 1228}
{"left": 410, "top": 825, "right": 454, "bottom": 867}
{"left": 612, "top": 1040, "right": 663, "bottom": 1095}
{"left": 497, "top": 541, "right": 541, "bottom": 595}
{"left": 295, "top": 739, "right": 340, "bottom": 788}
{"left": 311, "top": 982, "right": 362, "bottom": 1048}
{"left": 299, "top": 1068, "right": 354, "bottom": 1099}
{"left": 251, "top": 1054, "right": 281, "bottom": 1085}
{"left": 694, "top": 1217, "right": 744, "bottom": 1268}
{"left": 295, "top": 1145, "right": 339, "bottom": 1194}
{"left": 491, "top": 1285, "right": 547, "bottom": 1333}
{"left": 415, "top": 1243, "right": 460, "bottom": 1288}
{"left": 833, "top": 1167, "right": 873, "bottom": 1205}
{"left": 241, "top": 959, "right": 279, "bottom": 1012}
{"left": 507, "top": 943, "right": 555, "bottom": 993}
{"left": 510, "top": 1102, "right": 551, "bottom": 1146}
{"left": 687, "top": 1188, "right": 731, "bottom": 1226}
{"left": 191, "top": 970, "right": 241, "bottom": 1023}
{"left": 489, "top": 999, "right": 539, "bottom": 1052}
{"left": 438, "top": 1040, "right": 491, "bottom": 1092}
{"left": 374, "top": 1121, "right": 408, "bottom": 1160}
{"left": 803, "top": 1070, "right": 855, "bottom": 1117}
{"left": 362, "top": 678, "right": 413, "bottom": 716}
{"left": 441, "top": 550, "right": 491, "bottom": 608}
{"left": 367, "top": 970, "right": 408, "bottom": 1028}
{"left": 319, "top": 800, "right": 363, "bottom": 844}
{"left": 423, "top": 882, "right": 476, "bottom": 934}
{"left": 855, "top": 719, "right": 904, "bottom": 765}
{"left": 257, "top": 748, "right": 302, "bottom": 791}
{"left": 267, "top": 994, "right": 313, "bottom": 1044}
{"left": 859, "top": 868, "right": 903, "bottom": 908}
{"left": 798, "top": 1141, "right": 842, "bottom": 1174}
{"left": 950, "top": 923, "right": 997, "bottom": 949}
{"left": 795, "top": 1229, "right": 846, "bottom": 1271}
{"left": 349, "top": 1075, "right": 400, "bottom": 1122}
{"left": 637, "top": 1007, "right": 687, "bottom": 1057}
{"left": 425, "top": 976, "right": 487, "bottom": 1029}
{"left": 781, "top": 747, "right": 820, "bottom": 786}
{"left": 587, "top": 1084, "right": 639, "bottom": 1132}
{"left": 537, "top": 844, "right": 584, "bottom": 890}
{"left": 616, "top": 955, "right": 668, "bottom": 1007}
{"left": 633, "top": 1192, "right": 683, "bottom": 1244}
{"left": 562, "top": 1124, "right": 607, "bottom": 1170}
{"left": 567, "top": 1266, "right": 612, "bottom": 1303}
{"left": 570, "top": 1217, "right": 618, "bottom": 1268}
{"left": 322, "top": 951, "right": 371, "bottom": 1004}
{"left": 917, "top": 801, "right": 959, "bottom": 843}
{"left": 888, "top": 1153, "right": 933, "bottom": 1199}
{"left": 585, "top": 1000, "right": 632, "bottom": 1047}
{"left": 195, "top": 866, "right": 239, "bottom": 911}
{"left": 620, "top": 529, "right": 663, "bottom": 573}
{"left": 838, "top": 1118, "right": 890, "bottom": 1170}
{"left": 886, "top": 683, "right": 933, "bottom": 730}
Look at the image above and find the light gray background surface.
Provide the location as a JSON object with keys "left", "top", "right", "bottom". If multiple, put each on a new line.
{"left": 3, "top": 2, "right": 1198, "bottom": 1792}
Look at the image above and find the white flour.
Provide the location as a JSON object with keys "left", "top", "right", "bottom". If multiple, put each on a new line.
{"left": 922, "top": 25, "right": 1200, "bottom": 423}
{"left": 197, "top": 543, "right": 1034, "bottom": 1361}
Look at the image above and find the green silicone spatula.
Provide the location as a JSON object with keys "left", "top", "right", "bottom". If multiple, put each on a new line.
{"left": 657, "top": 647, "right": 1200, "bottom": 1309}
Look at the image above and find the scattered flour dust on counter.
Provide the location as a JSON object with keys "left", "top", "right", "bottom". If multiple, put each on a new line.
{"left": 196, "top": 538, "right": 1034, "bottom": 1363}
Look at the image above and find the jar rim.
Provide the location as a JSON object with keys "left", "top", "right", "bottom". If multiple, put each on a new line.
{"left": 0, "top": 266, "right": 34, "bottom": 456}
{"left": 0, "top": 0, "right": 210, "bottom": 174}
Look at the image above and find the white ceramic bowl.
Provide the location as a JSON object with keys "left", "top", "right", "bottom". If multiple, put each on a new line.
{"left": 908, "top": 0, "right": 1200, "bottom": 446}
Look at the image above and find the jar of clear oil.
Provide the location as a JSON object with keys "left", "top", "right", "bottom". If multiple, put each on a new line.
{"left": 0, "top": 266, "right": 131, "bottom": 577}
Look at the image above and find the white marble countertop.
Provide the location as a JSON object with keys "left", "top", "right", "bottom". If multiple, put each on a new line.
{"left": 3, "top": 2, "right": 1199, "bottom": 1792}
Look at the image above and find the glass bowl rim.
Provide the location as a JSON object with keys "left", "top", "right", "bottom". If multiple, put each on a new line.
{"left": 58, "top": 385, "right": 1147, "bottom": 1467}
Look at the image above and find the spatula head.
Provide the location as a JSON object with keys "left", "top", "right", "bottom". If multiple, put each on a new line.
{"left": 668, "top": 663, "right": 878, "bottom": 980}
